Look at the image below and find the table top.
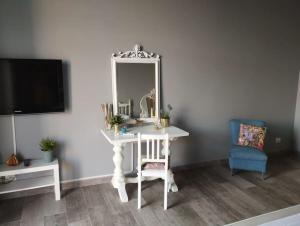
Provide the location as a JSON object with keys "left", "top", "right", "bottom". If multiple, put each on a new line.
{"left": 101, "top": 124, "right": 189, "bottom": 145}
{"left": 0, "top": 159, "right": 58, "bottom": 175}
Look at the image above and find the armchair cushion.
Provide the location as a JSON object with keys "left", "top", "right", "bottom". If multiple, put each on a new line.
{"left": 229, "top": 145, "right": 267, "bottom": 161}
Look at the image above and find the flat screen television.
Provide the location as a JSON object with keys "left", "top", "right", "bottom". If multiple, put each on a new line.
{"left": 0, "top": 59, "right": 64, "bottom": 115}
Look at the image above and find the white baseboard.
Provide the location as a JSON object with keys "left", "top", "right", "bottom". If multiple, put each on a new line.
{"left": 61, "top": 173, "right": 113, "bottom": 190}
{"left": 61, "top": 169, "right": 134, "bottom": 190}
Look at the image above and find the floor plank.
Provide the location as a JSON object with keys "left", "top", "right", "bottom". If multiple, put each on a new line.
{"left": 65, "top": 189, "right": 89, "bottom": 223}
{"left": 0, "top": 221, "right": 20, "bottom": 226}
{"left": 0, "top": 197, "right": 24, "bottom": 224}
{"left": 21, "top": 193, "right": 66, "bottom": 223}
{"left": 44, "top": 213, "right": 68, "bottom": 226}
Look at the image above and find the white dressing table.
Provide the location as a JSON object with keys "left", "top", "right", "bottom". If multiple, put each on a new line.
{"left": 105, "top": 44, "right": 189, "bottom": 202}
{"left": 101, "top": 124, "right": 189, "bottom": 202}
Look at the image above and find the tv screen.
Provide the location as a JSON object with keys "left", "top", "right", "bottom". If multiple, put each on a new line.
{"left": 0, "top": 59, "right": 64, "bottom": 115}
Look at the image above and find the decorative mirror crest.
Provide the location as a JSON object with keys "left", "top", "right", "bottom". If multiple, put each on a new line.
{"left": 112, "top": 44, "right": 160, "bottom": 59}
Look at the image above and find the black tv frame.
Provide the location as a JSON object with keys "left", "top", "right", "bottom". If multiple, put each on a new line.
{"left": 0, "top": 58, "right": 65, "bottom": 115}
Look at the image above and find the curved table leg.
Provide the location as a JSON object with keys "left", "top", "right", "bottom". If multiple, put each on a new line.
{"left": 111, "top": 143, "right": 128, "bottom": 202}
{"left": 162, "top": 139, "right": 179, "bottom": 192}
{"left": 167, "top": 170, "right": 178, "bottom": 192}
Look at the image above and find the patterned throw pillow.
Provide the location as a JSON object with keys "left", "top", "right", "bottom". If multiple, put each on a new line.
{"left": 238, "top": 123, "right": 267, "bottom": 150}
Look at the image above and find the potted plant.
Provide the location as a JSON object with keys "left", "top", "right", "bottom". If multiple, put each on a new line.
{"left": 39, "top": 138, "right": 57, "bottom": 163}
{"left": 160, "top": 104, "right": 173, "bottom": 128}
{"left": 109, "top": 115, "right": 124, "bottom": 134}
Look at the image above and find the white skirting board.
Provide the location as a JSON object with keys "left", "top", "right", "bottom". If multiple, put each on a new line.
{"left": 61, "top": 173, "right": 113, "bottom": 190}
{"left": 61, "top": 169, "right": 133, "bottom": 189}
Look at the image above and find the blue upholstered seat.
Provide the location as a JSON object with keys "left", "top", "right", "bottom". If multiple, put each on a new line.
{"left": 229, "top": 119, "right": 268, "bottom": 177}
{"left": 229, "top": 146, "right": 267, "bottom": 161}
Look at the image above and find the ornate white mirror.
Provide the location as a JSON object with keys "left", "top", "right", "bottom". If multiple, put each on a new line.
{"left": 111, "top": 45, "right": 160, "bottom": 122}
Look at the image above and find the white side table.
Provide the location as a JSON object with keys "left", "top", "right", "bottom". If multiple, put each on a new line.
{"left": 0, "top": 159, "right": 60, "bottom": 200}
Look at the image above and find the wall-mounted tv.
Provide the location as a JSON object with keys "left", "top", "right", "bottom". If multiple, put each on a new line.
{"left": 0, "top": 59, "right": 64, "bottom": 115}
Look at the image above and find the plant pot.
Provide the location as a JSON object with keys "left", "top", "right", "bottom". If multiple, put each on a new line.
{"left": 114, "top": 124, "right": 120, "bottom": 135}
{"left": 42, "top": 151, "right": 54, "bottom": 163}
{"left": 161, "top": 118, "right": 170, "bottom": 128}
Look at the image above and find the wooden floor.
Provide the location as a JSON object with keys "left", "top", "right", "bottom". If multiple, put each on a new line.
{"left": 1, "top": 155, "right": 300, "bottom": 226}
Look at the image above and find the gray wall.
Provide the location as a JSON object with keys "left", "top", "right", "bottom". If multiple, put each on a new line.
{"left": 0, "top": 0, "right": 300, "bottom": 181}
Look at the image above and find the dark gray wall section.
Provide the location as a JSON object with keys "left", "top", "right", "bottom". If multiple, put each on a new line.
{"left": 0, "top": 0, "right": 300, "bottom": 180}
{"left": 117, "top": 63, "right": 155, "bottom": 117}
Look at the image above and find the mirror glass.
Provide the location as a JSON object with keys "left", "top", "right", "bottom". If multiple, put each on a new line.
{"left": 116, "top": 63, "right": 155, "bottom": 119}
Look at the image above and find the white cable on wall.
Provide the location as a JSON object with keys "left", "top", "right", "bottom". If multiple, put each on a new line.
{"left": 11, "top": 115, "right": 17, "bottom": 155}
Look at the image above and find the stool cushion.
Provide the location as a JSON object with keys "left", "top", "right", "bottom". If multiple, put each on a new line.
{"left": 229, "top": 145, "right": 267, "bottom": 161}
{"left": 143, "top": 162, "right": 165, "bottom": 170}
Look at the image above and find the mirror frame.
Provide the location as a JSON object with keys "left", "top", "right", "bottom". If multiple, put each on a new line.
{"left": 111, "top": 44, "right": 160, "bottom": 122}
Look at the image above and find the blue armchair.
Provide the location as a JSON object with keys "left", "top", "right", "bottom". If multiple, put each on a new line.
{"left": 229, "top": 119, "right": 268, "bottom": 179}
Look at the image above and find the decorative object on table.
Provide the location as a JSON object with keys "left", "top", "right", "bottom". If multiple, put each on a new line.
{"left": 23, "top": 159, "right": 31, "bottom": 167}
{"left": 154, "top": 118, "right": 162, "bottom": 130}
{"left": 114, "top": 125, "right": 120, "bottom": 135}
{"left": 120, "top": 127, "right": 128, "bottom": 135}
{"left": 160, "top": 104, "right": 173, "bottom": 128}
{"left": 151, "top": 107, "right": 154, "bottom": 118}
{"left": 5, "top": 154, "right": 19, "bottom": 166}
{"left": 140, "top": 89, "right": 156, "bottom": 118}
{"left": 229, "top": 119, "right": 268, "bottom": 180}
{"left": 101, "top": 103, "right": 113, "bottom": 130}
{"left": 126, "top": 119, "right": 144, "bottom": 130}
{"left": 127, "top": 119, "right": 137, "bottom": 125}
{"left": 39, "top": 138, "right": 57, "bottom": 163}
{"left": 109, "top": 115, "right": 124, "bottom": 135}
{"left": 0, "top": 175, "right": 16, "bottom": 184}
{"left": 238, "top": 123, "right": 267, "bottom": 150}
{"left": 135, "top": 119, "right": 144, "bottom": 126}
